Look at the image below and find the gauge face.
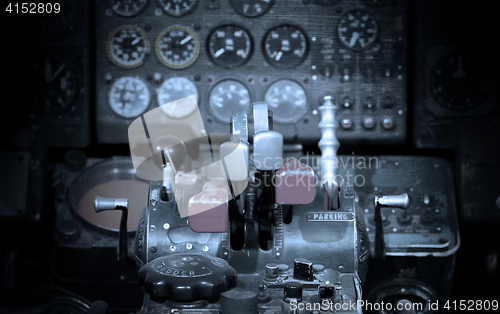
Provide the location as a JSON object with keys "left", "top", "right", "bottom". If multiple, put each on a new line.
{"left": 209, "top": 80, "right": 251, "bottom": 122}
{"left": 230, "top": 0, "right": 274, "bottom": 17}
{"left": 429, "top": 50, "right": 492, "bottom": 111}
{"left": 264, "top": 80, "right": 307, "bottom": 123}
{"left": 158, "top": 0, "right": 198, "bottom": 17}
{"left": 26, "top": 55, "right": 78, "bottom": 115}
{"left": 157, "top": 77, "right": 199, "bottom": 118}
{"left": 106, "top": 26, "right": 150, "bottom": 69}
{"left": 208, "top": 25, "right": 252, "bottom": 69}
{"left": 263, "top": 25, "right": 308, "bottom": 68}
{"left": 108, "top": 0, "right": 149, "bottom": 17}
{"left": 156, "top": 25, "right": 200, "bottom": 69}
{"left": 109, "top": 76, "right": 150, "bottom": 118}
{"left": 337, "top": 11, "right": 379, "bottom": 51}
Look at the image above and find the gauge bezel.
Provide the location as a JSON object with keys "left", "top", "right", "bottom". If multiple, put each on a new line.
{"left": 426, "top": 48, "right": 494, "bottom": 115}
{"left": 158, "top": 0, "right": 198, "bottom": 17}
{"left": 107, "top": 0, "right": 149, "bottom": 17}
{"left": 263, "top": 78, "right": 309, "bottom": 124}
{"left": 155, "top": 25, "right": 200, "bottom": 70}
{"left": 108, "top": 76, "right": 151, "bottom": 119}
{"left": 207, "top": 24, "right": 254, "bottom": 69}
{"left": 106, "top": 25, "right": 151, "bottom": 69}
{"left": 156, "top": 76, "right": 200, "bottom": 118}
{"left": 229, "top": 0, "right": 274, "bottom": 17}
{"left": 336, "top": 10, "right": 380, "bottom": 52}
{"left": 262, "top": 24, "right": 309, "bottom": 68}
{"left": 207, "top": 78, "right": 253, "bottom": 123}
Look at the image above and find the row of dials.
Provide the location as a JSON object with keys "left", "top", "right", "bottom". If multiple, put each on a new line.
{"left": 106, "top": 11, "right": 380, "bottom": 69}
{"left": 107, "top": 0, "right": 274, "bottom": 18}
{"left": 108, "top": 76, "right": 307, "bottom": 123}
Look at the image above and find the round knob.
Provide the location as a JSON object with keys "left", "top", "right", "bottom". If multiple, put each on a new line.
{"left": 284, "top": 282, "right": 303, "bottom": 301}
{"left": 138, "top": 253, "right": 237, "bottom": 302}
{"left": 151, "top": 135, "right": 186, "bottom": 169}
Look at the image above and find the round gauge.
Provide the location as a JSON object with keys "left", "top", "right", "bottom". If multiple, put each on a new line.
{"left": 230, "top": 0, "right": 274, "bottom": 17}
{"left": 157, "top": 77, "right": 199, "bottom": 118}
{"left": 106, "top": 26, "right": 150, "bottom": 69}
{"left": 108, "top": 0, "right": 149, "bottom": 17}
{"left": 264, "top": 79, "right": 307, "bottom": 123}
{"left": 156, "top": 25, "right": 200, "bottom": 69}
{"left": 158, "top": 0, "right": 198, "bottom": 17}
{"left": 208, "top": 25, "right": 253, "bottom": 69}
{"left": 337, "top": 11, "right": 379, "bottom": 51}
{"left": 429, "top": 50, "right": 492, "bottom": 111}
{"left": 263, "top": 25, "right": 308, "bottom": 68}
{"left": 109, "top": 76, "right": 150, "bottom": 118}
{"left": 25, "top": 55, "right": 78, "bottom": 115}
{"left": 209, "top": 80, "right": 251, "bottom": 122}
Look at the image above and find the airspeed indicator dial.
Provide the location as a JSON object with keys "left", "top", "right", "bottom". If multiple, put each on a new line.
{"left": 158, "top": 0, "right": 198, "bottom": 17}
{"left": 337, "top": 10, "right": 379, "bottom": 51}
{"left": 264, "top": 79, "right": 307, "bottom": 123}
{"left": 429, "top": 50, "right": 492, "bottom": 111}
{"left": 156, "top": 25, "right": 200, "bottom": 69}
{"left": 209, "top": 80, "right": 251, "bottom": 122}
{"left": 208, "top": 25, "right": 252, "bottom": 68}
{"left": 263, "top": 25, "right": 308, "bottom": 68}
{"left": 108, "top": 0, "right": 149, "bottom": 17}
{"left": 106, "top": 26, "right": 150, "bottom": 69}
{"left": 109, "top": 76, "right": 150, "bottom": 118}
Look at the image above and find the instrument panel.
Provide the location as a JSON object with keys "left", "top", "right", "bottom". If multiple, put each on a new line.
{"left": 95, "top": 0, "right": 407, "bottom": 144}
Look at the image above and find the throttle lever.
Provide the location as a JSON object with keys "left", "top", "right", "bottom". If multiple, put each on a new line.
{"left": 373, "top": 193, "right": 410, "bottom": 259}
{"left": 94, "top": 196, "right": 129, "bottom": 262}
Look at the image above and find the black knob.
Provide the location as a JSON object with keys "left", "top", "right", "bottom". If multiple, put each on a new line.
{"left": 284, "top": 282, "right": 303, "bottom": 301}
{"left": 138, "top": 254, "right": 237, "bottom": 302}
{"left": 293, "top": 258, "right": 313, "bottom": 281}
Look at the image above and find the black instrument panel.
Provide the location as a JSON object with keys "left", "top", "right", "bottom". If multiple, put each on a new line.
{"left": 95, "top": 0, "right": 407, "bottom": 144}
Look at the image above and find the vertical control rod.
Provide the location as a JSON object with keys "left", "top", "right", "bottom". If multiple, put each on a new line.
{"left": 318, "top": 96, "right": 340, "bottom": 210}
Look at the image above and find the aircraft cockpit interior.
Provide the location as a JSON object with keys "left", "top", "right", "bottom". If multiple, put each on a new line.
{"left": 1, "top": 1, "right": 499, "bottom": 313}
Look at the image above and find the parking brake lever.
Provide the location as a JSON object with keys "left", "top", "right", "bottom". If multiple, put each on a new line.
{"left": 318, "top": 96, "right": 340, "bottom": 210}
{"left": 94, "top": 196, "right": 129, "bottom": 262}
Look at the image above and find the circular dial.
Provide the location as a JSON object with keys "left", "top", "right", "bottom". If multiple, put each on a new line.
{"left": 208, "top": 25, "right": 252, "bottom": 69}
{"left": 337, "top": 11, "right": 379, "bottom": 51}
{"left": 158, "top": 0, "right": 198, "bottom": 17}
{"left": 156, "top": 25, "right": 200, "bottom": 69}
{"left": 209, "top": 80, "right": 251, "bottom": 122}
{"left": 108, "top": 0, "right": 149, "bottom": 17}
{"left": 263, "top": 25, "right": 308, "bottom": 68}
{"left": 157, "top": 77, "right": 199, "bottom": 118}
{"left": 230, "top": 0, "right": 274, "bottom": 17}
{"left": 429, "top": 50, "right": 492, "bottom": 111}
{"left": 106, "top": 26, "right": 150, "bottom": 69}
{"left": 25, "top": 55, "right": 78, "bottom": 115}
{"left": 264, "top": 79, "right": 307, "bottom": 123}
{"left": 109, "top": 76, "right": 150, "bottom": 118}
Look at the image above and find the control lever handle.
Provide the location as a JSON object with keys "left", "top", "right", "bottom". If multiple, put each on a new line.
{"left": 375, "top": 193, "right": 410, "bottom": 209}
{"left": 373, "top": 193, "right": 410, "bottom": 259}
{"left": 94, "top": 196, "right": 129, "bottom": 262}
{"left": 318, "top": 96, "right": 340, "bottom": 210}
